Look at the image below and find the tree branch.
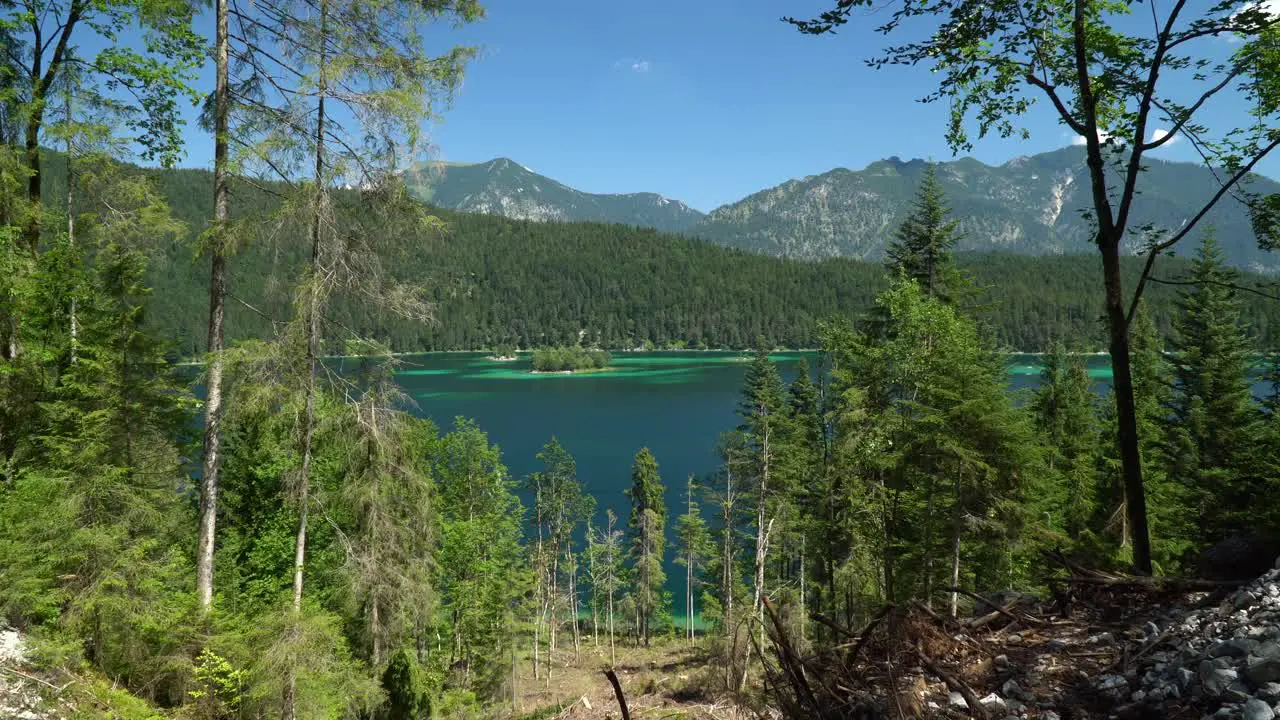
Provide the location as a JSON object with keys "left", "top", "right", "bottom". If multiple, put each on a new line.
{"left": 1125, "top": 136, "right": 1280, "bottom": 324}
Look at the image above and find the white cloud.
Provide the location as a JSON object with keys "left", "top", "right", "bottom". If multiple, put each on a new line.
{"left": 1072, "top": 130, "right": 1113, "bottom": 146}
{"left": 1227, "top": 0, "right": 1280, "bottom": 40}
{"left": 1150, "top": 127, "right": 1178, "bottom": 146}
{"left": 613, "top": 58, "right": 653, "bottom": 73}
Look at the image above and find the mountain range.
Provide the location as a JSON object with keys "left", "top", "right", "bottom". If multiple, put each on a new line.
{"left": 406, "top": 148, "right": 1280, "bottom": 272}
{"left": 402, "top": 158, "right": 705, "bottom": 234}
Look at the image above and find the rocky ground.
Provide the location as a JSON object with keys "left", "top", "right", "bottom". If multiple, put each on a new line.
{"left": 763, "top": 553, "right": 1280, "bottom": 720}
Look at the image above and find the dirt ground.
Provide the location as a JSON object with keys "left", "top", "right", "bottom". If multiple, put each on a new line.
{"left": 505, "top": 635, "right": 750, "bottom": 720}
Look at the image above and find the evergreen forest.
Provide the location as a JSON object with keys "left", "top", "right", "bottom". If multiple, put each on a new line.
{"left": 4, "top": 1, "right": 1280, "bottom": 720}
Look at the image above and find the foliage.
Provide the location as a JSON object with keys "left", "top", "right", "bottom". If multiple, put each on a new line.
{"left": 530, "top": 345, "right": 611, "bottom": 372}
{"left": 627, "top": 448, "right": 667, "bottom": 645}
{"left": 381, "top": 647, "right": 430, "bottom": 720}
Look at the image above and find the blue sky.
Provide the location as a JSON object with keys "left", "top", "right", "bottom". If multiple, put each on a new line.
{"left": 167, "top": 0, "right": 1275, "bottom": 213}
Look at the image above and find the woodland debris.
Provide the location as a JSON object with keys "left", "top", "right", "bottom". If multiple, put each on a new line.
{"left": 763, "top": 551, "right": 1280, "bottom": 719}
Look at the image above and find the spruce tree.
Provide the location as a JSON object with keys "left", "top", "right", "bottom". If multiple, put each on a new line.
{"left": 883, "top": 163, "right": 964, "bottom": 302}
{"left": 1095, "top": 307, "right": 1190, "bottom": 570}
{"left": 1168, "top": 233, "right": 1264, "bottom": 545}
{"left": 627, "top": 447, "right": 667, "bottom": 647}
{"left": 737, "top": 344, "right": 792, "bottom": 652}
{"left": 673, "top": 474, "right": 713, "bottom": 644}
{"left": 1032, "top": 343, "right": 1099, "bottom": 538}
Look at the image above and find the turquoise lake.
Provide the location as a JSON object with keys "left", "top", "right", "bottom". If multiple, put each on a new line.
{"left": 332, "top": 350, "right": 1120, "bottom": 623}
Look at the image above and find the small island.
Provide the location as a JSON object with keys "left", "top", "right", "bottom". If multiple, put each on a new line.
{"left": 488, "top": 343, "right": 519, "bottom": 361}
{"left": 530, "top": 346, "right": 612, "bottom": 373}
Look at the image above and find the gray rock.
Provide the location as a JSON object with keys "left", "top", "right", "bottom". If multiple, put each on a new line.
{"left": 948, "top": 691, "right": 968, "bottom": 709}
{"left": 1046, "top": 639, "right": 1068, "bottom": 652}
{"left": 1208, "top": 638, "right": 1260, "bottom": 659}
{"left": 1238, "top": 591, "right": 1262, "bottom": 609}
{"left": 1247, "top": 653, "right": 1280, "bottom": 685}
{"left": 1258, "top": 682, "right": 1280, "bottom": 701}
{"left": 1200, "top": 663, "right": 1239, "bottom": 697}
{"left": 979, "top": 692, "right": 1005, "bottom": 709}
{"left": 1144, "top": 621, "right": 1161, "bottom": 639}
{"left": 1245, "top": 698, "right": 1277, "bottom": 720}
{"left": 1097, "top": 674, "right": 1129, "bottom": 698}
{"left": 1002, "top": 679, "right": 1033, "bottom": 702}
{"left": 1226, "top": 680, "right": 1254, "bottom": 702}
{"left": 1179, "top": 667, "right": 1198, "bottom": 690}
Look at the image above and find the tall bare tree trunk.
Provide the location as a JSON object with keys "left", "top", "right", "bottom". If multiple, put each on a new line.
{"left": 63, "top": 85, "right": 77, "bottom": 364}
{"left": 949, "top": 466, "right": 962, "bottom": 619}
{"left": 569, "top": 550, "right": 581, "bottom": 662}
{"left": 197, "top": 0, "right": 231, "bottom": 615}
{"left": 283, "top": 4, "right": 327, "bottom": 718}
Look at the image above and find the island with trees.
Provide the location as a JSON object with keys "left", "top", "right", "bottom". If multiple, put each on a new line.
{"left": 530, "top": 345, "right": 613, "bottom": 373}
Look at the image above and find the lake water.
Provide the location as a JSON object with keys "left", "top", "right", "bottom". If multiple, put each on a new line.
{"left": 342, "top": 351, "right": 1119, "bottom": 625}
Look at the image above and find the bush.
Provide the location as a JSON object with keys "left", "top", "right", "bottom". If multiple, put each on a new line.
{"left": 382, "top": 647, "right": 430, "bottom": 720}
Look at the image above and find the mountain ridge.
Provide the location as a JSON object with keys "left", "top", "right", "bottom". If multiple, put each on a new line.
{"left": 402, "top": 157, "right": 706, "bottom": 233}
{"left": 410, "top": 148, "right": 1280, "bottom": 271}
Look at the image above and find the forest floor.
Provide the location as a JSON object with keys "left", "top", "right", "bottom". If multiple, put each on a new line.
{"left": 508, "top": 636, "right": 750, "bottom": 720}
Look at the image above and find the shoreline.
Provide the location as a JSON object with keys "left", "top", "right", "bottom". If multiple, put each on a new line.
{"left": 175, "top": 348, "right": 1116, "bottom": 366}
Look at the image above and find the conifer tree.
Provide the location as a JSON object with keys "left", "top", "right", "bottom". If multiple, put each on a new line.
{"left": 674, "top": 474, "right": 712, "bottom": 644}
{"left": 527, "top": 438, "right": 593, "bottom": 671}
{"left": 1168, "top": 233, "right": 1266, "bottom": 545}
{"left": 435, "top": 418, "right": 528, "bottom": 698}
{"left": 628, "top": 447, "right": 667, "bottom": 647}
{"left": 786, "top": 358, "right": 824, "bottom": 628}
{"left": 1032, "top": 343, "right": 1099, "bottom": 538}
{"left": 587, "top": 511, "right": 625, "bottom": 668}
{"left": 883, "top": 163, "right": 964, "bottom": 302}
{"left": 337, "top": 368, "right": 435, "bottom": 669}
{"left": 1095, "top": 307, "right": 1189, "bottom": 570}
{"left": 0, "top": 177, "right": 194, "bottom": 691}
{"left": 737, "top": 345, "right": 792, "bottom": 653}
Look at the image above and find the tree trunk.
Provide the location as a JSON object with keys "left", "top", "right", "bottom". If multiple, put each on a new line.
{"left": 799, "top": 535, "right": 806, "bottom": 640}
{"left": 23, "top": 100, "right": 43, "bottom": 256}
{"left": 197, "top": 0, "right": 231, "bottom": 616}
{"left": 1100, "top": 235, "right": 1152, "bottom": 574}
{"left": 921, "top": 474, "right": 938, "bottom": 609}
{"left": 949, "top": 466, "right": 963, "bottom": 618}
{"left": 608, "top": 585, "right": 616, "bottom": 668}
{"left": 63, "top": 86, "right": 77, "bottom": 363}
{"left": 569, "top": 550, "right": 581, "bottom": 662}
{"left": 283, "top": 4, "right": 327, "bottom": 718}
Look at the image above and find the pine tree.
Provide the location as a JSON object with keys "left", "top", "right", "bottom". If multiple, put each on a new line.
{"left": 589, "top": 511, "right": 625, "bottom": 668}
{"left": 786, "top": 358, "right": 824, "bottom": 631}
{"left": 883, "top": 163, "right": 964, "bottom": 302}
{"left": 673, "top": 474, "right": 712, "bottom": 644}
{"left": 737, "top": 344, "right": 792, "bottom": 655}
{"left": 1032, "top": 343, "right": 1099, "bottom": 539}
{"left": 527, "top": 438, "right": 593, "bottom": 671}
{"left": 1168, "top": 233, "right": 1265, "bottom": 545}
{"left": 435, "top": 418, "right": 529, "bottom": 698}
{"left": 627, "top": 447, "right": 667, "bottom": 647}
{"left": 1095, "top": 307, "right": 1190, "bottom": 570}
{"left": 0, "top": 194, "right": 195, "bottom": 690}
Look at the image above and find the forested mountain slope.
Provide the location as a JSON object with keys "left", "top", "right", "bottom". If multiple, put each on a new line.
{"left": 692, "top": 148, "right": 1280, "bottom": 270}
{"left": 35, "top": 153, "right": 1280, "bottom": 355}
{"left": 401, "top": 157, "right": 705, "bottom": 233}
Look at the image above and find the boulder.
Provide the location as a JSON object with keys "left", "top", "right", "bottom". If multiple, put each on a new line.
{"left": 1194, "top": 534, "right": 1280, "bottom": 582}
